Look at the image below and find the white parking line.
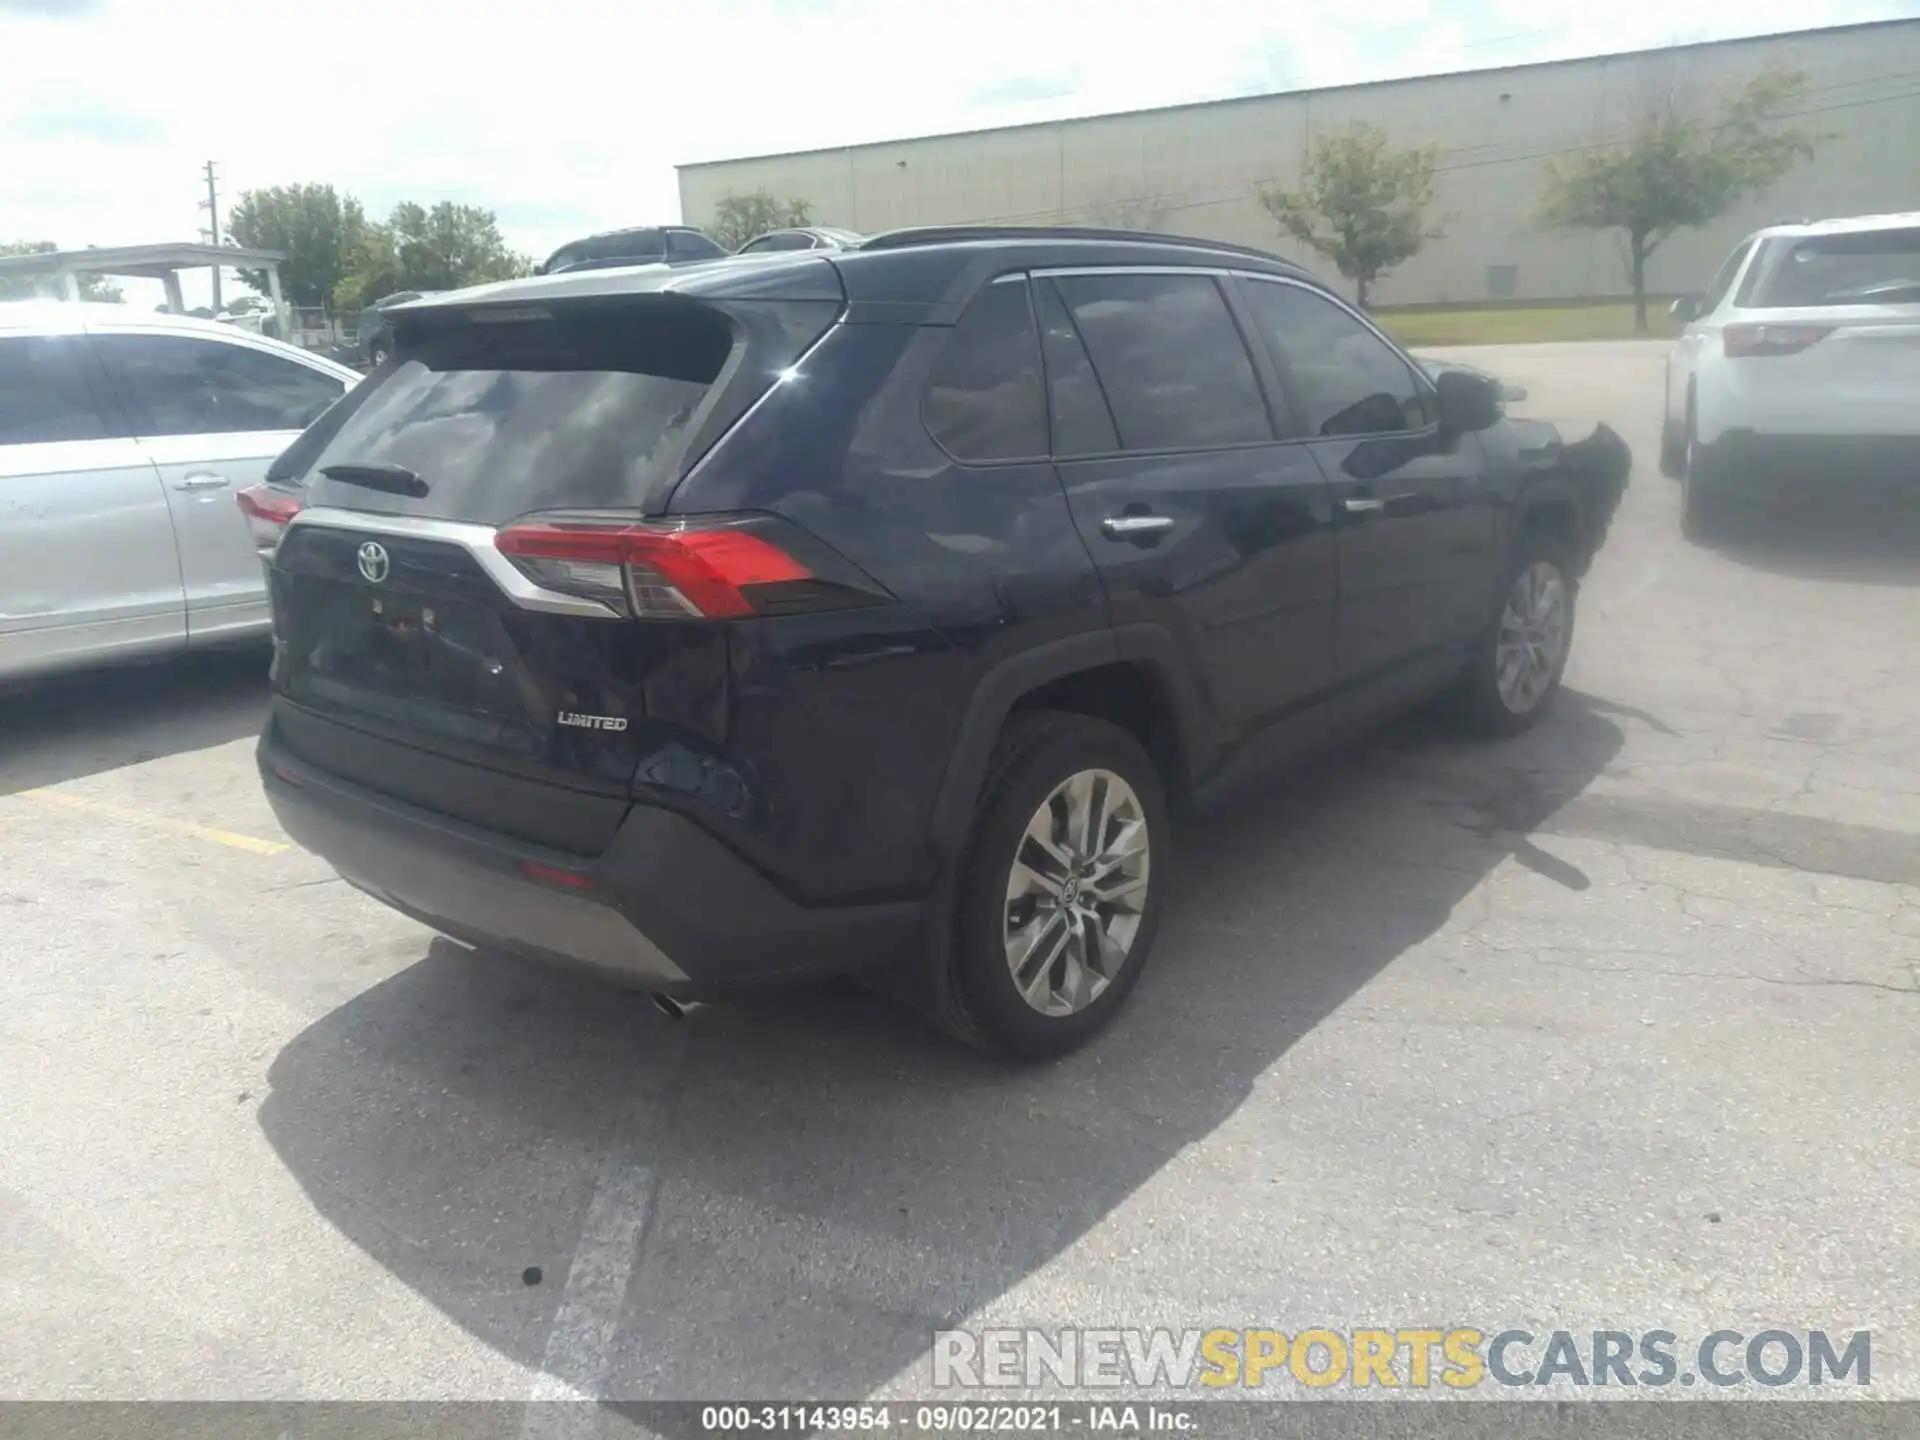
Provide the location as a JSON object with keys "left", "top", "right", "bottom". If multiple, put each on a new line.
{"left": 520, "top": 1025, "right": 689, "bottom": 1437}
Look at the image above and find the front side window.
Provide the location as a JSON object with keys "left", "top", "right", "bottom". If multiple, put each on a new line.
{"left": 922, "top": 278, "right": 1047, "bottom": 463}
{"left": 1240, "top": 280, "right": 1430, "bottom": 438}
{"left": 1049, "top": 273, "right": 1272, "bottom": 451}
{"left": 740, "top": 232, "right": 815, "bottom": 254}
{"left": 0, "top": 335, "right": 110, "bottom": 445}
{"left": 97, "top": 334, "right": 346, "bottom": 437}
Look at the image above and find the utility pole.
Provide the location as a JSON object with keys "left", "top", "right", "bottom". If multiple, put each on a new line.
{"left": 200, "top": 160, "right": 222, "bottom": 310}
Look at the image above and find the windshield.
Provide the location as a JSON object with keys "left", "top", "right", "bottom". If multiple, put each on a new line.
{"left": 1736, "top": 227, "right": 1920, "bottom": 307}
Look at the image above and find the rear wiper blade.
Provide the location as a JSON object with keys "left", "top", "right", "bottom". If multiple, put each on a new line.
{"left": 319, "top": 462, "right": 429, "bottom": 498}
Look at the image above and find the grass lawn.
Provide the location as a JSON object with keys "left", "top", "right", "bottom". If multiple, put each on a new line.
{"left": 1372, "top": 300, "right": 1678, "bottom": 347}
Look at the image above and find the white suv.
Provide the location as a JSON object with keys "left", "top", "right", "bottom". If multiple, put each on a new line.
{"left": 0, "top": 303, "right": 358, "bottom": 681}
{"left": 1661, "top": 211, "right": 1920, "bottom": 538}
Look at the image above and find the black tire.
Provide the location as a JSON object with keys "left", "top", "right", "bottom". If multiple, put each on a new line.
{"left": 368, "top": 343, "right": 390, "bottom": 368}
{"left": 1461, "top": 533, "right": 1578, "bottom": 738}
{"left": 937, "top": 711, "right": 1169, "bottom": 1060}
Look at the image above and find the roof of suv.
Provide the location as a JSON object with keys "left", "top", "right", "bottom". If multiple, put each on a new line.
{"left": 395, "top": 225, "right": 1322, "bottom": 321}
{"left": 1753, "top": 210, "right": 1920, "bottom": 239}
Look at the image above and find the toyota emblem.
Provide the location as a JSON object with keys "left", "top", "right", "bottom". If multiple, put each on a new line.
{"left": 356, "top": 541, "right": 391, "bottom": 584}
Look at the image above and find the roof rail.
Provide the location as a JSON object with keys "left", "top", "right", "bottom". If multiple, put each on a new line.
{"left": 855, "top": 224, "right": 1302, "bottom": 268}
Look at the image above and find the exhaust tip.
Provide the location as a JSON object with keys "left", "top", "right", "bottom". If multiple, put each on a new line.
{"left": 651, "top": 994, "right": 704, "bottom": 1021}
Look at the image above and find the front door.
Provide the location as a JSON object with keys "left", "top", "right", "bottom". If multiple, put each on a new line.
{"left": 90, "top": 329, "right": 352, "bottom": 643}
{"left": 1035, "top": 268, "right": 1338, "bottom": 734}
{"left": 1234, "top": 276, "right": 1495, "bottom": 696}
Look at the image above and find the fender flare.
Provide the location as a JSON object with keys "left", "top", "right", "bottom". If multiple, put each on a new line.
{"left": 925, "top": 623, "right": 1217, "bottom": 863}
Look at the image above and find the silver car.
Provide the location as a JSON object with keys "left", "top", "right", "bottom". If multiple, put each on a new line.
{"left": 0, "top": 303, "right": 358, "bottom": 681}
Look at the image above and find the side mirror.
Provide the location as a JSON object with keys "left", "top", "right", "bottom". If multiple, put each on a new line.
{"left": 1670, "top": 295, "right": 1700, "bottom": 324}
{"left": 1433, "top": 368, "right": 1501, "bottom": 434}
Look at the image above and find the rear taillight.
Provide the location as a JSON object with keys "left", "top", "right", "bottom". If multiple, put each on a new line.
{"left": 236, "top": 484, "right": 304, "bottom": 557}
{"left": 495, "top": 517, "right": 843, "bottom": 619}
{"left": 1723, "top": 324, "right": 1833, "bottom": 358}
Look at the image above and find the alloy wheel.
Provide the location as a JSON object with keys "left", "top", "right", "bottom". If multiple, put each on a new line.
{"left": 1002, "top": 768, "right": 1151, "bottom": 1017}
{"left": 1495, "top": 561, "right": 1570, "bottom": 715}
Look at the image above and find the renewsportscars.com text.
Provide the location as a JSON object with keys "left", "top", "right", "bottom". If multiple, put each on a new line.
{"left": 933, "top": 1327, "right": 1871, "bottom": 1390}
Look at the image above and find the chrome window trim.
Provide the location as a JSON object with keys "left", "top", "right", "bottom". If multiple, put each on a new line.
{"left": 285, "top": 507, "right": 622, "bottom": 619}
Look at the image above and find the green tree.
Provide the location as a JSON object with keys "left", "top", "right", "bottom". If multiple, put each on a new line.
{"left": 1539, "top": 66, "right": 1824, "bottom": 331}
{"left": 1259, "top": 124, "right": 1445, "bottom": 309}
{"left": 0, "top": 241, "right": 123, "bottom": 302}
{"left": 705, "top": 189, "right": 814, "bottom": 251}
{"left": 226, "top": 184, "right": 378, "bottom": 309}
{"left": 386, "top": 201, "right": 533, "bottom": 292}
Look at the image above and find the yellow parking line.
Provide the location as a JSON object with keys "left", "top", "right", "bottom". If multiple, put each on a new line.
{"left": 15, "top": 788, "right": 289, "bottom": 856}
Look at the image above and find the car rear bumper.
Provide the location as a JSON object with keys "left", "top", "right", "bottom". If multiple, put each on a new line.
{"left": 259, "top": 723, "right": 924, "bottom": 996}
{"left": 1693, "top": 431, "right": 1920, "bottom": 496}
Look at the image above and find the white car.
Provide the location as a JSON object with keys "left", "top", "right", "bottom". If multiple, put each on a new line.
{"left": 0, "top": 303, "right": 359, "bottom": 681}
{"left": 1661, "top": 211, "right": 1920, "bottom": 538}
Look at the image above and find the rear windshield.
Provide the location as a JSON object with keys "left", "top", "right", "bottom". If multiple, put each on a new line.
{"left": 293, "top": 300, "right": 735, "bottom": 524}
{"left": 1736, "top": 228, "right": 1920, "bottom": 308}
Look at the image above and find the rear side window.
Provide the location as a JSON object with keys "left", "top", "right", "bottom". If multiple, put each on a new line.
{"left": 1702, "top": 241, "right": 1754, "bottom": 314}
{"left": 1050, "top": 273, "right": 1271, "bottom": 451}
{"left": 923, "top": 279, "right": 1047, "bottom": 463}
{"left": 0, "top": 335, "right": 110, "bottom": 444}
{"left": 95, "top": 333, "right": 346, "bottom": 437}
{"left": 1033, "top": 281, "right": 1120, "bottom": 457}
{"left": 740, "top": 232, "right": 815, "bottom": 254}
{"left": 298, "top": 300, "right": 736, "bottom": 524}
{"left": 668, "top": 231, "right": 725, "bottom": 260}
{"left": 1737, "top": 228, "right": 1920, "bottom": 308}
{"left": 1240, "top": 280, "right": 1430, "bottom": 437}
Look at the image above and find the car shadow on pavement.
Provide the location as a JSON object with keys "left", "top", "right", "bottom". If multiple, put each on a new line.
{"left": 1700, "top": 496, "right": 1920, "bottom": 587}
{"left": 258, "top": 692, "right": 1627, "bottom": 1408}
{"left": 0, "top": 645, "right": 271, "bottom": 797}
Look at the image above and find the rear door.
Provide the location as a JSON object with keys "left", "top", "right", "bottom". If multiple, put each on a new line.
{"left": 264, "top": 291, "right": 837, "bottom": 851}
{"left": 92, "top": 328, "right": 352, "bottom": 643}
{"left": 1037, "top": 267, "right": 1338, "bottom": 732}
{"left": 0, "top": 330, "right": 185, "bottom": 677}
{"left": 1234, "top": 275, "right": 1495, "bottom": 696}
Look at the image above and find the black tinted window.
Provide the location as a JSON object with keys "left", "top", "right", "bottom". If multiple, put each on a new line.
{"left": 1051, "top": 273, "right": 1271, "bottom": 451}
{"left": 0, "top": 335, "right": 109, "bottom": 444}
{"left": 668, "top": 231, "right": 726, "bottom": 259}
{"left": 1033, "top": 279, "right": 1119, "bottom": 457}
{"left": 1241, "top": 280, "right": 1429, "bottom": 437}
{"left": 100, "top": 334, "right": 346, "bottom": 437}
{"left": 299, "top": 301, "right": 733, "bottom": 524}
{"left": 740, "top": 232, "right": 815, "bottom": 253}
{"left": 923, "top": 279, "right": 1047, "bottom": 463}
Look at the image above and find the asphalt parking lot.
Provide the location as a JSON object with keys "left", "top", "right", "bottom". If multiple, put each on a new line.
{"left": 3, "top": 339, "right": 1917, "bottom": 1413}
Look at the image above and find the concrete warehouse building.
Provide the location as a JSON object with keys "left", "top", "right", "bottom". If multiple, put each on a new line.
{"left": 677, "top": 19, "right": 1920, "bottom": 307}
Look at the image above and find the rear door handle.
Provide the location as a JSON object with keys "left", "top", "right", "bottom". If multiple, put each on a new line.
{"left": 173, "top": 472, "right": 230, "bottom": 492}
{"left": 1100, "top": 514, "right": 1175, "bottom": 538}
{"left": 1341, "top": 496, "right": 1386, "bottom": 515}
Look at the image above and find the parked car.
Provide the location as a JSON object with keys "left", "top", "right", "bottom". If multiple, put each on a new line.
{"left": 249, "top": 225, "right": 1627, "bottom": 1058}
{"left": 359, "top": 291, "right": 439, "bottom": 368}
{"left": 0, "top": 303, "right": 359, "bottom": 682}
{"left": 536, "top": 226, "right": 727, "bottom": 276}
{"left": 736, "top": 227, "right": 864, "bottom": 255}
{"left": 1661, "top": 210, "right": 1920, "bottom": 538}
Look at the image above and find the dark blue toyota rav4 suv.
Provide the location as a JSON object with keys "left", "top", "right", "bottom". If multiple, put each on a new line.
{"left": 244, "top": 226, "right": 1628, "bottom": 1058}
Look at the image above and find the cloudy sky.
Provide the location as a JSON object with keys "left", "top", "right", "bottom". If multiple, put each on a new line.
{"left": 4, "top": 0, "right": 1918, "bottom": 296}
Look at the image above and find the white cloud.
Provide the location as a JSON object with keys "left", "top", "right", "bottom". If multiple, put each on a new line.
{"left": 3, "top": 0, "right": 1915, "bottom": 285}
